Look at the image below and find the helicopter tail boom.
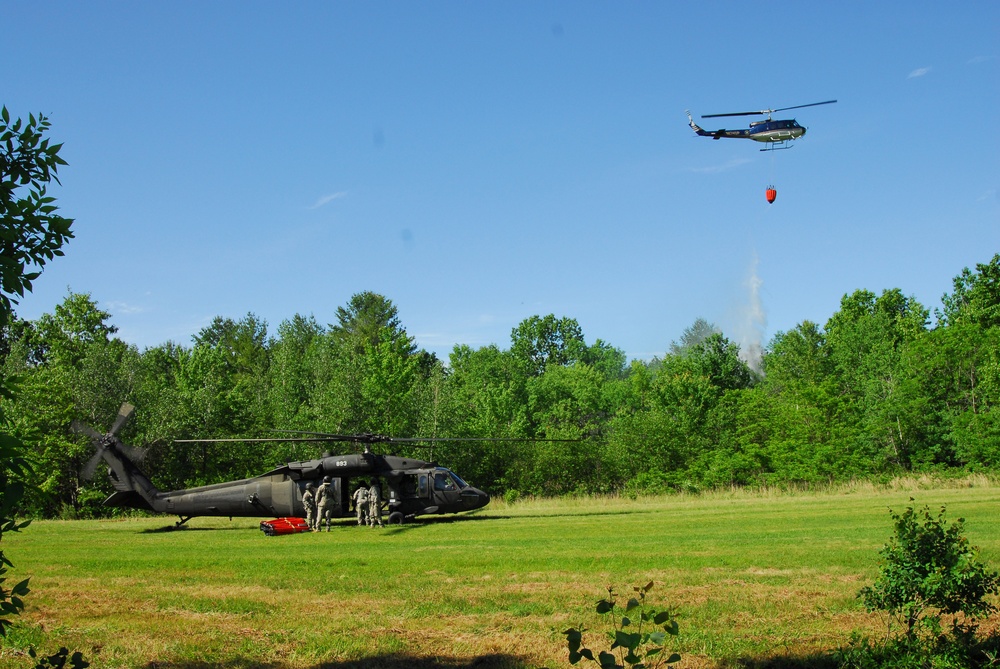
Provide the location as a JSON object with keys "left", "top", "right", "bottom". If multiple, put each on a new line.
{"left": 95, "top": 438, "right": 163, "bottom": 511}
{"left": 686, "top": 111, "right": 715, "bottom": 138}
{"left": 686, "top": 111, "right": 747, "bottom": 140}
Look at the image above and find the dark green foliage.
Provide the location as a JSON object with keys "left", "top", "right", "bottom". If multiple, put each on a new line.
{"left": 0, "top": 106, "right": 71, "bottom": 637}
{"left": 511, "top": 314, "right": 589, "bottom": 377}
{"left": 564, "top": 582, "right": 680, "bottom": 669}
{"left": 0, "top": 422, "right": 31, "bottom": 636}
{"left": 0, "top": 107, "right": 73, "bottom": 324}
{"left": 331, "top": 291, "right": 414, "bottom": 356}
{"left": 835, "top": 630, "right": 1000, "bottom": 669}
{"left": 938, "top": 253, "right": 1000, "bottom": 329}
{"left": 0, "top": 107, "right": 86, "bottom": 666}
{"left": 859, "top": 501, "right": 999, "bottom": 639}
{"left": 29, "top": 646, "right": 89, "bottom": 669}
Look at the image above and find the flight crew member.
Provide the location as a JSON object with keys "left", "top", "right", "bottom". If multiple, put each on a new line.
{"left": 368, "top": 478, "right": 383, "bottom": 527}
{"left": 352, "top": 484, "right": 369, "bottom": 526}
{"left": 302, "top": 482, "right": 317, "bottom": 531}
{"left": 315, "top": 476, "right": 336, "bottom": 532}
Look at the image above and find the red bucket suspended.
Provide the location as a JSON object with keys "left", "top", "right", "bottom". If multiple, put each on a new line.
{"left": 765, "top": 186, "right": 777, "bottom": 204}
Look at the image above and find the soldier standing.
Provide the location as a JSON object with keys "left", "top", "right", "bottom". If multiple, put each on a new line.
{"left": 352, "top": 484, "right": 369, "bottom": 526}
{"left": 368, "top": 478, "right": 383, "bottom": 527}
{"left": 315, "top": 476, "right": 335, "bottom": 531}
{"left": 302, "top": 482, "right": 317, "bottom": 531}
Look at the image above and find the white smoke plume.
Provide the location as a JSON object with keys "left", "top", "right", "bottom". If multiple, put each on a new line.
{"left": 737, "top": 251, "right": 767, "bottom": 375}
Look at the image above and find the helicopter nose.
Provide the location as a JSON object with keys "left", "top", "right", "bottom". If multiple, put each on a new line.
{"left": 461, "top": 487, "right": 490, "bottom": 510}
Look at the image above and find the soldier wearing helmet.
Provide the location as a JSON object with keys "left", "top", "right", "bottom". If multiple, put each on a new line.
{"left": 302, "top": 482, "right": 317, "bottom": 531}
{"left": 315, "top": 476, "right": 336, "bottom": 531}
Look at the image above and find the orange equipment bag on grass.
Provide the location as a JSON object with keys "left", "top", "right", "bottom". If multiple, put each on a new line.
{"left": 260, "top": 517, "right": 311, "bottom": 536}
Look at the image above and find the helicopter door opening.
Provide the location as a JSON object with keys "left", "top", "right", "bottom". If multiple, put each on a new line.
{"left": 339, "top": 478, "right": 351, "bottom": 515}
{"left": 396, "top": 474, "right": 419, "bottom": 500}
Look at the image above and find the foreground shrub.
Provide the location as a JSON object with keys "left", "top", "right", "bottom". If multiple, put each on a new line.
{"left": 859, "top": 500, "right": 999, "bottom": 639}
{"left": 563, "top": 581, "right": 680, "bottom": 669}
{"left": 845, "top": 500, "right": 1000, "bottom": 667}
{"left": 836, "top": 630, "right": 1000, "bottom": 669}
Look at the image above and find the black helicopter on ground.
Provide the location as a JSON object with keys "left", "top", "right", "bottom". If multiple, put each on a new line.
{"left": 73, "top": 404, "right": 492, "bottom": 527}
{"left": 686, "top": 100, "right": 836, "bottom": 150}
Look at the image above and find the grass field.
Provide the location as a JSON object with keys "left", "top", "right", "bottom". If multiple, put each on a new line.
{"left": 2, "top": 477, "right": 1000, "bottom": 669}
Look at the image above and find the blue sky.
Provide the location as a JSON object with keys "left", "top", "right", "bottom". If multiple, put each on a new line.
{"left": 6, "top": 2, "right": 998, "bottom": 363}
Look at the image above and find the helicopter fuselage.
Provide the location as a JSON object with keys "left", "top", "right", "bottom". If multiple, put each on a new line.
{"left": 688, "top": 114, "right": 806, "bottom": 144}
{"left": 101, "top": 446, "right": 490, "bottom": 524}
{"left": 745, "top": 118, "right": 806, "bottom": 143}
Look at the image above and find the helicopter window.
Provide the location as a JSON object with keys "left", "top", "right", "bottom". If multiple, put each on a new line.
{"left": 434, "top": 472, "right": 457, "bottom": 491}
{"left": 448, "top": 470, "right": 469, "bottom": 489}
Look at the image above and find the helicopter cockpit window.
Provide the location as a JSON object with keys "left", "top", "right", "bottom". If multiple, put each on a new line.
{"left": 434, "top": 471, "right": 458, "bottom": 491}
{"left": 448, "top": 470, "right": 469, "bottom": 489}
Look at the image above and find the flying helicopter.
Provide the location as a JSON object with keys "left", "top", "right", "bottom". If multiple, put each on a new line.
{"left": 686, "top": 100, "right": 836, "bottom": 150}
{"left": 72, "top": 403, "right": 505, "bottom": 528}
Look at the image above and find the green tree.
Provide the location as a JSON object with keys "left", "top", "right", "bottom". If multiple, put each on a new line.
{"left": 668, "top": 317, "right": 719, "bottom": 356}
{"left": 0, "top": 108, "right": 73, "bottom": 324}
{"left": 0, "top": 107, "right": 72, "bottom": 637}
{"left": 358, "top": 327, "right": 422, "bottom": 436}
{"left": 267, "top": 314, "right": 325, "bottom": 430}
{"left": 34, "top": 291, "right": 116, "bottom": 367}
{"left": 2, "top": 293, "right": 137, "bottom": 515}
{"left": 165, "top": 314, "right": 272, "bottom": 483}
{"left": 522, "top": 363, "right": 607, "bottom": 494}
{"left": 762, "top": 321, "right": 830, "bottom": 395}
{"left": 897, "top": 323, "right": 1000, "bottom": 469}
{"left": 824, "top": 288, "right": 929, "bottom": 470}
{"left": 510, "top": 314, "right": 585, "bottom": 376}
{"left": 331, "top": 291, "right": 413, "bottom": 355}
{"left": 938, "top": 253, "right": 1000, "bottom": 329}
{"left": 860, "top": 502, "right": 999, "bottom": 639}
{"left": 437, "top": 344, "right": 530, "bottom": 492}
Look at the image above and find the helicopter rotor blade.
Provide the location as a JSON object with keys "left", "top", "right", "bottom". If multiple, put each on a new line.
{"left": 701, "top": 109, "right": 771, "bottom": 119}
{"left": 399, "top": 436, "right": 581, "bottom": 443}
{"left": 269, "top": 431, "right": 397, "bottom": 444}
{"left": 119, "top": 443, "right": 148, "bottom": 463}
{"left": 81, "top": 449, "right": 105, "bottom": 481}
{"left": 173, "top": 437, "right": 352, "bottom": 443}
{"left": 70, "top": 420, "right": 103, "bottom": 441}
{"left": 701, "top": 99, "right": 837, "bottom": 119}
{"left": 269, "top": 430, "right": 580, "bottom": 443}
{"left": 771, "top": 99, "right": 837, "bottom": 113}
{"left": 174, "top": 432, "right": 583, "bottom": 446}
{"left": 108, "top": 403, "right": 135, "bottom": 436}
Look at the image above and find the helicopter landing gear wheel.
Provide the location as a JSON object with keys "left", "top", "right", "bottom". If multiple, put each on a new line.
{"left": 388, "top": 511, "right": 404, "bottom": 525}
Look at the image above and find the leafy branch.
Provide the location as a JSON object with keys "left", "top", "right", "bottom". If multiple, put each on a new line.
{"left": 564, "top": 581, "right": 680, "bottom": 669}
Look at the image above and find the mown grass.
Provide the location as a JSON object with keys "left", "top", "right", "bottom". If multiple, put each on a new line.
{"left": 2, "top": 477, "right": 999, "bottom": 669}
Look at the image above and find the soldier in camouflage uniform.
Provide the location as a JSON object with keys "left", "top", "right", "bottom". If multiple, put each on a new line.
{"left": 315, "top": 476, "right": 336, "bottom": 531}
{"left": 367, "top": 478, "right": 383, "bottom": 527}
{"left": 302, "top": 482, "right": 317, "bottom": 531}
{"left": 352, "top": 484, "right": 369, "bottom": 526}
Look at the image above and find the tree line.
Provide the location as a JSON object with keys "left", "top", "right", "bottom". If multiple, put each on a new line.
{"left": 0, "top": 253, "right": 996, "bottom": 518}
